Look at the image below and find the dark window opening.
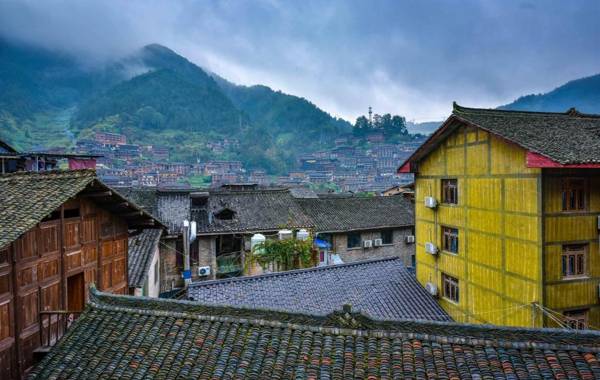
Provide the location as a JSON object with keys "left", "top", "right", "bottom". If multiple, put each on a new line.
{"left": 442, "top": 273, "right": 459, "bottom": 303}
{"left": 442, "top": 227, "right": 459, "bottom": 254}
{"left": 216, "top": 235, "right": 243, "bottom": 278}
{"left": 191, "top": 196, "right": 208, "bottom": 208}
{"left": 42, "top": 210, "right": 61, "bottom": 222}
{"left": 381, "top": 230, "right": 393, "bottom": 245}
{"left": 562, "top": 178, "right": 586, "bottom": 211}
{"left": 561, "top": 244, "right": 587, "bottom": 278}
{"left": 214, "top": 208, "right": 235, "bottom": 220}
{"left": 442, "top": 179, "right": 458, "bottom": 204}
{"left": 64, "top": 208, "right": 80, "bottom": 219}
{"left": 347, "top": 232, "right": 361, "bottom": 248}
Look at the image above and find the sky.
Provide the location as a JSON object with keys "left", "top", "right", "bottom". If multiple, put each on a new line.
{"left": 1, "top": 0, "right": 599, "bottom": 122}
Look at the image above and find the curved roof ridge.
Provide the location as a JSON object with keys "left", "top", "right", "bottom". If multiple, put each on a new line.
{"left": 87, "top": 286, "right": 600, "bottom": 351}
{"left": 453, "top": 101, "right": 600, "bottom": 118}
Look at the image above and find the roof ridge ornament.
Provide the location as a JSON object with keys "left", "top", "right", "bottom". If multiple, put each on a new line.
{"left": 566, "top": 107, "right": 582, "bottom": 117}
{"left": 324, "top": 304, "right": 375, "bottom": 329}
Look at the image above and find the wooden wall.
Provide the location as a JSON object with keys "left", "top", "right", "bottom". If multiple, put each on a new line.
{"left": 415, "top": 125, "right": 544, "bottom": 326}
{"left": 0, "top": 195, "right": 128, "bottom": 378}
{"left": 543, "top": 169, "right": 600, "bottom": 328}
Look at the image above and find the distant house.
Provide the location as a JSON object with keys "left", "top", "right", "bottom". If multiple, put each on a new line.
{"left": 29, "top": 286, "right": 600, "bottom": 379}
{"left": 0, "top": 170, "right": 161, "bottom": 379}
{"left": 128, "top": 229, "right": 162, "bottom": 297}
{"left": 127, "top": 187, "right": 415, "bottom": 288}
{"left": 187, "top": 257, "right": 449, "bottom": 321}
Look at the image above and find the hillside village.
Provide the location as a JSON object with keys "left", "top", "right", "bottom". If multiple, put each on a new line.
{"left": 2, "top": 103, "right": 600, "bottom": 379}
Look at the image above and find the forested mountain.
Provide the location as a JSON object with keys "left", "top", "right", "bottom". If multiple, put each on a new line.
{"left": 500, "top": 74, "right": 600, "bottom": 113}
{"left": 0, "top": 41, "right": 351, "bottom": 173}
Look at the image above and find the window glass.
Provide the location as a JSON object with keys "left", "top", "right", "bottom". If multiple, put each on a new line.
{"left": 564, "top": 309, "right": 588, "bottom": 329}
{"left": 561, "top": 244, "right": 587, "bottom": 278}
{"left": 562, "top": 178, "right": 586, "bottom": 211}
{"left": 347, "top": 232, "right": 361, "bottom": 248}
{"left": 442, "top": 227, "right": 459, "bottom": 254}
{"left": 442, "top": 273, "right": 459, "bottom": 302}
{"left": 381, "top": 230, "right": 393, "bottom": 244}
{"left": 442, "top": 179, "right": 458, "bottom": 204}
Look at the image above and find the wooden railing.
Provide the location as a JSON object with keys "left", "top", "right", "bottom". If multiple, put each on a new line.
{"left": 38, "top": 311, "right": 82, "bottom": 348}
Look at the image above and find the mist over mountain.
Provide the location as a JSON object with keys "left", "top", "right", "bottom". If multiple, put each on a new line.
{"left": 0, "top": 41, "right": 351, "bottom": 173}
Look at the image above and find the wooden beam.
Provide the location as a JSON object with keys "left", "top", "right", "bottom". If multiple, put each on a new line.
{"left": 119, "top": 211, "right": 144, "bottom": 217}
{"left": 81, "top": 191, "right": 112, "bottom": 197}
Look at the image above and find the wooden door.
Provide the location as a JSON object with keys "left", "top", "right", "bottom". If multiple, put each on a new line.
{"left": 66, "top": 273, "right": 85, "bottom": 312}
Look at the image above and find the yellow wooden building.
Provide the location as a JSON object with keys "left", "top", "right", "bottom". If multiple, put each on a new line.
{"left": 399, "top": 103, "right": 600, "bottom": 329}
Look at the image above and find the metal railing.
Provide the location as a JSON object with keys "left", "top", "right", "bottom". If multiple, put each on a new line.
{"left": 38, "top": 311, "right": 82, "bottom": 348}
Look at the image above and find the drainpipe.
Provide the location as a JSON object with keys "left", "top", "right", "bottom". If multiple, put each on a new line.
{"left": 182, "top": 221, "right": 191, "bottom": 287}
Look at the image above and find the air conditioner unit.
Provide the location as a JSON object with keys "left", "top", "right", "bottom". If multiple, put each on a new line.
{"left": 197, "top": 266, "right": 211, "bottom": 277}
{"left": 405, "top": 235, "right": 415, "bottom": 244}
{"left": 425, "top": 242, "right": 438, "bottom": 255}
{"left": 424, "top": 197, "right": 438, "bottom": 209}
{"left": 425, "top": 282, "right": 438, "bottom": 297}
{"left": 363, "top": 240, "right": 373, "bottom": 248}
{"left": 597, "top": 215, "right": 600, "bottom": 230}
{"left": 373, "top": 238, "right": 383, "bottom": 247}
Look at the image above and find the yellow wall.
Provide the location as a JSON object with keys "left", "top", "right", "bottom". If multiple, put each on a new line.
{"left": 543, "top": 170, "right": 600, "bottom": 329}
{"left": 415, "top": 126, "right": 544, "bottom": 326}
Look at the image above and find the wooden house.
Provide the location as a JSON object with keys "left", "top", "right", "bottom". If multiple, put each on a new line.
{"left": 0, "top": 170, "right": 161, "bottom": 379}
{"left": 399, "top": 103, "right": 600, "bottom": 329}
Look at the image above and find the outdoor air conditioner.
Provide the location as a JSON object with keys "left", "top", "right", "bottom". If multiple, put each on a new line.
{"left": 424, "top": 197, "right": 438, "bottom": 209}
{"left": 405, "top": 235, "right": 415, "bottom": 244}
{"left": 197, "top": 266, "right": 211, "bottom": 277}
{"left": 425, "top": 242, "right": 438, "bottom": 255}
{"left": 425, "top": 282, "right": 438, "bottom": 297}
{"left": 373, "top": 238, "right": 383, "bottom": 247}
{"left": 363, "top": 240, "right": 373, "bottom": 248}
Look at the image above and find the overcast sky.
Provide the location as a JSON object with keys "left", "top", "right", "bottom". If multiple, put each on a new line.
{"left": 1, "top": 0, "right": 599, "bottom": 122}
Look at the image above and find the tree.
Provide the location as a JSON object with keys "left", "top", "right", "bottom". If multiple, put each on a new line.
{"left": 248, "top": 238, "right": 315, "bottom": 271}
{"left": 391, "top": 115, "right": 408, "bottom": 135}
{"left": 353, "top": 115, "right": 370, "bottom": 136}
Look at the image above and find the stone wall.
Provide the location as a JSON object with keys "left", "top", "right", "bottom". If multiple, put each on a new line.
{"left": 333, "top": 227, "right": 415, "bottom": 267}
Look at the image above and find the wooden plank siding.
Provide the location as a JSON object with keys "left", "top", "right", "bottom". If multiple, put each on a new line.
{"left": 0, "top": 195, "right": 129, "bottom": 378}
{"left": 415, "top": 125, "right": 545, "bottom": 326}
{"left": 543, "top": 169, "right": 600, "bottom": 329}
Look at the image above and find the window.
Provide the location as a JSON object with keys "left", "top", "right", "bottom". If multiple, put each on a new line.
{"left": 442, "top": 274, "right": 459, "bottom": 303}
{"left": 347, "top": 232, "right": 361, "bottom": 248}
{"left": 561, "top": 244, "right": 587, "bottom": 278}
{"left": 214, "top": 208, "right": 235, "bottom": 220}
{"left": 442, "top": 227, "right": 459, "bottom": 254}
{"left": 562, "top": 178, "right": 586, "bottom": 211}
{"left": 564, "top": 309, "right": 588, "bottom": 330}
{"left": 442, "top": 179, "right": 458, "bottom": 204}
{"left": 381, "top": 230, "right": 393, "bottom": 245}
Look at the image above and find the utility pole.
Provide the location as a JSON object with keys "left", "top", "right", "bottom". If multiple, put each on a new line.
{"left": 182, "top": 221, "right": 191, "bottom": 287}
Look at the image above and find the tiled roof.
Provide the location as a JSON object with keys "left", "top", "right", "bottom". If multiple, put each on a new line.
{"left": 0, "top": 170, "right": 96, "bottom": 249}
{"left": 194, "top": 189, "right": 315, "bottom": 234}
{"left": 453, "top": 104, "right": 600, "bottom": 164}
{"left": 0, "top": 170, "right": 163, "bottom": 249}
{"left": 128, "top": 229, "right": 162, "bottom": 288}
{"left": 297, "top": 195, "right": 414, "bottom": 232}
{"left": 187, "top": 257, "right": 449, "bottom": 321}
{"left": 30, "top": 287, "right": 600, "bottom": 379}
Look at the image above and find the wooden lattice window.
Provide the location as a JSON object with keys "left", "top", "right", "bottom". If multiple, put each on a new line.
{"left": 564, "top": 309, "right": 588, "bottom": 330}
{"left": 442, "top": 274, "right": 459, "bottom": 303}
{"left": 561, "top": 244, "right": 587, "bottom": 278}
{"left": 562, "top": 178, "right": 586, "bottom": 211}
{"left": 442, "top": 227, "right": 459, "bottom": 254}
{"left": 442, "top": 179, "right": 458, "bottom": 204}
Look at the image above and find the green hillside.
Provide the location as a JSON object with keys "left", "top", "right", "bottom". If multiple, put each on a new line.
{"left": 500, "top": 73, "right": 600, "bottom": 114}
{"left": 0, "top": 41, "right": 352, "bottom": 172}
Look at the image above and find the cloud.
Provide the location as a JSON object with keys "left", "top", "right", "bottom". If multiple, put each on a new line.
{"left": 1, "top": 0, "right": 599, "bottom": 121}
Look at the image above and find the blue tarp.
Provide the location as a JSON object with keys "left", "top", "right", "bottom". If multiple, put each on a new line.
{"left": 315, "top": 238, "right": 331, "bottom": 249}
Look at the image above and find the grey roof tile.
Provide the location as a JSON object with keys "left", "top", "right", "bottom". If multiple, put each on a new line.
{"left": 29, "top": 287, "right": 600, "bottom": 379}
{"left": 187, "top": 257, "right": 449, "bottom": 322}
{"left": 128, "top": 229, "right": 162, "bottom": 288}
